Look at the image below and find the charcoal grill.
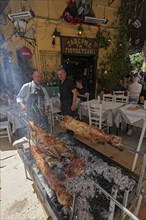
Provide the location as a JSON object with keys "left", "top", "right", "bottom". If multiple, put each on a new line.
{"left": 17, "top": 132, "right": 140, "bottom": 220}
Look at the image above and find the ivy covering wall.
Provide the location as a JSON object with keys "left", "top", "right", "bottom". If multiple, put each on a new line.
{"left": 96, "top": 0, "right": 145, "bottom": 93}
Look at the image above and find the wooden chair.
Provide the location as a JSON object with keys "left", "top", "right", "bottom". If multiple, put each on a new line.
{"left": 87, "top": 102, "right": 108, "bottom": 132}
{"left": 103, "top": 94, "right": 114, "bottom": 102}
{"left": 114, "top": 94, "right": 128, "bottom": 104}
{"left": 0, "top": 121, "right": 11, "bottom": 143}
{"left": 113, "top": 91, "right": 125, "bottom": 95}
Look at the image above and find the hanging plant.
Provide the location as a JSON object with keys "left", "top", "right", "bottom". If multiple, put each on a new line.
{"left": 96, "top": 30, "right": 111, "bottom": 49}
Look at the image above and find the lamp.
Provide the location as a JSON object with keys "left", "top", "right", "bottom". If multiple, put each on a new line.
{"left": 78, "top": 25, "right": 83, "bottom": 36}
{"left": 13, "top": 19, "right": 27, "bottom": 37}
{"left": 52, "top": 28, "right": 60, "bottom": 45}
{"left": 8, "top": 10, "right": 36, "bottom": 47}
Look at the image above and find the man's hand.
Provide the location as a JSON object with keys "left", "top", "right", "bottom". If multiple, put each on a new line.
{"left": 71, "top": 104, "right": 76, "bottom": 111}
{"left": 45, "top": 108, "right": 49, "bottom": 116}
{"left": 19, "top": 102, "right": 27, "bottom": 112}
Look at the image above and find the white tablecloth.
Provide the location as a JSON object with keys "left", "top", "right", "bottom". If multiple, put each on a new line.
{"left": 0, "top": 104, "right": 17, "bottom": 118}
{"left": 7, "top": 107, "right": 26, "bottom": 134}
{"left": 79, "top": 100, "right": 124, "bottom": 127}
{"left": 114, "top": 104, "right": 146, "bottom": 128}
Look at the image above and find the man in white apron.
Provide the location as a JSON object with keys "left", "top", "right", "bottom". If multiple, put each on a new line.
{"left": 16, "top": 70, "right": 50, "bottom": 132}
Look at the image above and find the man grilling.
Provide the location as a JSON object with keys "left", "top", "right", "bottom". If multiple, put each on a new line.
{"left": 16, "top": 70, "right": 50, "bottom": 132}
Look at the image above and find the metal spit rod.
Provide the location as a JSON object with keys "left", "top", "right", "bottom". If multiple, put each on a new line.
{"left": 85, "top": 175, "right": 139, "bottom": 220}
{"left": 70, "top": 193, "right": 76, "bottom": 220}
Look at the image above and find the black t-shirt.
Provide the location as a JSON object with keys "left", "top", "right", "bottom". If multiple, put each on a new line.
{"left": 59, "top": 78, "right": 75, "bottom": 101}
{"left": 77, "top": 87, "right": 88, "bottom": 101}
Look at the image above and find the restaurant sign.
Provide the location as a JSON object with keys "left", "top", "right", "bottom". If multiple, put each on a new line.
{"left": 61, "top": 36, "right": 98, "bottom": 55}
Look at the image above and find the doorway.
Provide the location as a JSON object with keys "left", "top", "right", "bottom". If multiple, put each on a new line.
{"left": 62, "top": 55, "right": 97, "bottom": 99}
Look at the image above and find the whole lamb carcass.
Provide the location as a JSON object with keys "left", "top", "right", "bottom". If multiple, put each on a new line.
{"left": 28, "top": 121, "right": 74, "bottom": 161}
{"left": 58, "top": 116, "right": 124, "bottom": 151}
{"left": 28, "top": 121, "right": 86, "bottom": 178}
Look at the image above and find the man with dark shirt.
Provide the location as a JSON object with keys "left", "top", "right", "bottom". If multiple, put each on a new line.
{"left": 139, "top": 89, "right": 146, "bottom": 104}
{"left": 76, "top": 80, "right": 89, "bottom": 102}
{"left": 57, "top": 66, "right": 77, "bottom": 116}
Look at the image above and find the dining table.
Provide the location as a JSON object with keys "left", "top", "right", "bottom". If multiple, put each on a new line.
{"left": 5, "top": 97, "right": 61, "bottom": 135}
{"left": 78, "top": 99, "right": 124, "bottom": 127}
{"left": 6, "top": 106, "right": 27, "bottom": 134}
{"left": 114, "top": 104, "right": 146, "bottom": 129}
{"left": 114, "top": 104, "right": 146, "bottom": 171}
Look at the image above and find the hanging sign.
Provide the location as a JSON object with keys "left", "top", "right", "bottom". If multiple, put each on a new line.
{"left": 61, "top": 36, "right": 98, "bottom": 55}
{"left": 21, "top": 46, "right": 32, "bottom": 60}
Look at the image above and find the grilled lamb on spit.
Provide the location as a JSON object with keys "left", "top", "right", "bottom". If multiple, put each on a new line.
{"left": 28, "top": 121, "right": 74, "bottom": 161}
{"left": 31, "top": 146, "right": 73, "bottom": 207}
{"left": 58, "top": 116, "right": 124, "bottom": 151}
{"left": 28, "top": 121, "right": 86, "bottom": 177}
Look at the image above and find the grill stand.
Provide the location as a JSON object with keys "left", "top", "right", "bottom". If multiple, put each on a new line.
{"left": 121, "top": 188, "right": 129, "bottom": 220}
{"left": 13, "top": 127, "right": 146, "bottom": 220}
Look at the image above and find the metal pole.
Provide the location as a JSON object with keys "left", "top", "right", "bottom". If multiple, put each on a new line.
{"left": 85, "top": 175, "right": 139, "bottom": 220}
{"left": 70, "top": 193, "right": 76, "bottom": 220}
{"left": 132, "top": 117, "right": 146, "bottom": 171}
{"left": 136, "top": 154, "right": 146, "bottom": 196}
{"left": 121, "top": 188, "right": 129, "bottom": 220}
{"left": 108, "top": 186, "right": 118, "bottom": 220}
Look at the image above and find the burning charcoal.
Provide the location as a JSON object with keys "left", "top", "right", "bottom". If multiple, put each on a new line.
{"left": 44, "top": 133, "right": 137, "bottom": 219}
{"left": 100, "top": 210, "right": 110, "bottom": 219}
{"left": 75, "top": 197, "right": 94, "bottom": 220}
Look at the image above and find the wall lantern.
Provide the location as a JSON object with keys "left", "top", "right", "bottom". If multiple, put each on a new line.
{"left": 78, "top": 25, "right": 83, "bottom": 36}
{"left": 7, "top": 10, "right": 36, "bottom": 47}
{"left": 52, "top": 28, "right": 60, "bottom": 45}
{"left": 13, "top": 19, "right": 27, "bottom": 37}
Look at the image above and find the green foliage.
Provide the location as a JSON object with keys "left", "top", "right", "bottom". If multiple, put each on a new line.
{"left": 96, "top": 1, "right": 133, "bottom": 91}
{"left": 130, "top": 52, "right": 144, "bottom": 71}
{"left": 96, "top": 30, "right": 111, "bottom": 49}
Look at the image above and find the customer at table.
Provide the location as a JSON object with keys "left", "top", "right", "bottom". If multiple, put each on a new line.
{"left": 139, "top": 89, "right": 146, "bottom": 104}
{"left": 57, "top": 66, "right": 77, "bottom": 116}
{"left": 76, "top": 80, "right": 89, "bottom": 102}
{"left": 128, "top": 76, "right": 142, "bottom": 103}
{"left": 16, "top": 70, "right": 50, "bottom": 132}
{"left": 127, "top": 76, "right": 142, "bottom": 135}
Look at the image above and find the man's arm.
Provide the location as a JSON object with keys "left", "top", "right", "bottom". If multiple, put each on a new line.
{"left": 71, "top": 88, "right": 77, "bottom": 111}
{"left": 16, "top": 84, "right": 29, "bottom": 111}
{"left": 77, "top": 92, "right": 89, "bottom": 98}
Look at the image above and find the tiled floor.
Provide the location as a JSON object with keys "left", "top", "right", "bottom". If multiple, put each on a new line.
{"left": 0, "top": 121, "right": 146, "bottom": 220}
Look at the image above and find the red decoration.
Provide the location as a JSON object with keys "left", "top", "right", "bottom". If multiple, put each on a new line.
{"left": 61, "top": 0, "right": 101, "bottom": 29}
{"left": 21, "top": 46, "right": 32, "bottom": 60}
{"left": 61, "top": 0, "right": 83, "bottom": 25}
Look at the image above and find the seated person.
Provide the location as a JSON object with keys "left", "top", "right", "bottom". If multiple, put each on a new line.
{"left": 76, "top": 80, "right": 89, "bottom": 102}
{"left": 114, "top": 79, "right": 124, "bottom": 91}
{"left": 128, "top": 76, "right": 142, "bottom": 103}
{"left": 139, "top": 89, "right": 146, "bottom": 104}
